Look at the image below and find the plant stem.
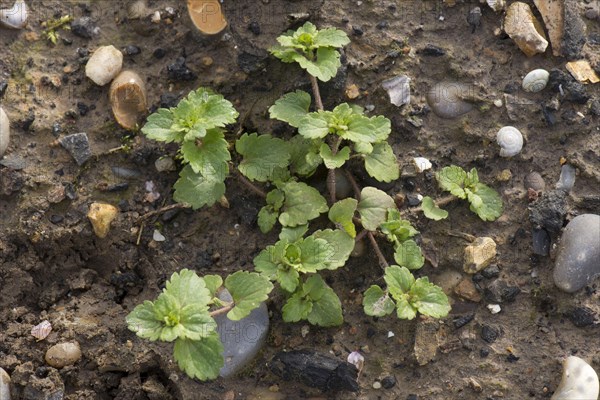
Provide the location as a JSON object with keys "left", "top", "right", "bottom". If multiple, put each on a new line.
{"left": 209, "top": 304, "right": 234, "bottom": 317}
{"left": 367, "top": 231, "right": 389, "bottom": 269}
{"left": 344, "top": 169, "right": 362, "bottom": 199}
{"left": 235, "top": 170, "right": 267, "bottom": 198}
{"left": 326, "top": 136, "right": 343, "bottom": 204}
{"left": 309, "top": 75, "right": 324, "bottom": 111}
{"left": 355, "top": 229, "right": 368, "bottom": 242}
{"left": 139, "top": 203, "right": 190, "bottom": 221}
{"left": 401, "top": 194, "right": 455, "bottom": 216}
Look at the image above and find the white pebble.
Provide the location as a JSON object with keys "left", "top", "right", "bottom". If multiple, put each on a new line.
{"left": 551, "top": 356, "right": 599, "bottom": 400}
{"left": 493, "top": 99, "right": 503, "bottom": 107}
{"left": 413, "top": 157, "right": 432, "bottom": 172}
{"left": 153, "top": 230, "right": 166, "bottom": 242}
{"left": 0, "top": 367, "right": 10, "bottom": 400}
{"left": 0, "top": 106, "right": 10, "bottom": 158}
{"left": 487, "top": 304, "right": 501, "bottom": 314}
{"left": 85, "top": 45, "right": 123, "bottom": 86}
{"left": 387, "top": 331, "right": 395, "bottom": 338}
{"left": 373, "top": 381, "right": 382, "bottom": 389}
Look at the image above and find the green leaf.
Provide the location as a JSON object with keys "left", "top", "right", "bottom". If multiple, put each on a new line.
{"left": 266, "top": 189, "right": 285, "bottom": 211}
{"left": 277, "top": 267, "right": 300, "bottom": 293}
{"left": 294, "top": 47, "right": 342, "bottom": 82}
{"left": 311, "top": 229, "right": 355, "bottom": 270}
{"left": 468, "top": 183, "right": 503, "bottom": 221}
{"left": 320, "top": 144, "right": 351, "bottom": 169}
{"left": 178, "top": 303, "right": 218, "bottom": 340}
{"left": 314, "top": 27, "right": 350, "bottom": 47}
{"left": 384, "top": 265, "right": 415, "bottom": 300}
{"left": 288, "top": 136, "right": 323, "bottom": 177}
{"left": 380, "top": 209, "right": 419, "bottom": 243}
{"left": 253, "top": 245, "right": 281, "bottom": 278}
{"left": 328, "top": 198, "right": 358, "bottom": 237}
{"left": 172, "top": 88, "right": 238, "bottom": 137}
{"left": 279, "top": 224, "right": 309, "bottom": 242}
{"left": 236, "top": 133, "right": 291, "bottom": 182}
{"left": 409, "top": 278, "right": 451, "bottom": 318}
{"left": 306, "top": 276, "right": 343, "bottom": 327}
{"left": 173, "top": 333, "right": 224, "bottom": 381}
{"left": 298, "top": 112, "right": 330, "bottom": 139}
{"left": 393, "top": 240, "right": 424, "bottom": 270}
{"left": 363, "top": 142, "right": 399, "bottom": 182}
{"left": 436, "top": 165, "right": 467, "bottom": 199}
{"left": 269, "top": 90, "right": 312, "bottom": 128}
{"left": 357, "top": 187, "right": 396, "bottom": 231}
{"left": 363, "top": 285, "right": 395, "bottom": 317}
{"left": 141, "top": 108, "right": 182, "bottom": 143}
{"left": 395, "top": 297, "right": 418, "bottom": 320}
{"left": 344, "top": 113, "right": 391, "bottom": 143}
{"left": 203, "top": 275, "right": 223, "bottom": 298}
{"left": 354, "top": 142, "right": 373, "bottom": 154}
{"left": 282, "top": 291, "right": 313, "bottom": 322}
{"left": 258, "top": 206, "right": 278, "bottom": 233}
{"left": 224, "top": 271, "right": 273, "bottom": 320}
{"left": 181, "top": 129, "right": 230, "bottom": 178}
{"left": 153, "top": 292, "right": 184, "bottom": 342}
{"left": 278, "top": 181, "right": 329, "bottom": 227}
{"left": 421, "top": 196, "right": 449, "bottom": 221}
{"left": 173, "top": 165, "right": 226, "bottom": 210}
{"left": 166, "top": 269, "right": 211, "bottom": 308}
{"left": 296, "top": 236, "right": 335, "bottom": 273}
{"left": 126, "top": 301, "right": 164, "bottom": 341}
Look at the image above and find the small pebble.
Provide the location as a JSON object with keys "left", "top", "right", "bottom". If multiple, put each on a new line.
{"left": 248, "top": 21, "right": 261, "bottom": 35}
{"left": 372, "top": 381, "right": 382, "bottom": 389}
{"left": 487, "top": 304, "right": 501, "bottom": 314}
{"left": 71, "top": 17, "right": 95, "bottom": 38}
{"left": 59, "top": 133, "right": 91, "bottom": 165}
{"left": 524, "top": 171, "right": 545, "bottom": 191}
{"left": 481, "top": 325, "right": 499, "bottom": 343}
{"left": 87, "top": 202, "right": 118, "bottom": 239}
{"left": 125, "top": 45, "right": 141, "bottom": 55}
{"left": 381, "top": 375, "right": 396, "bottom": 389}
{"left": 153, "top": 230, "right": 166, "bottom": 242}
{"left": 566, "top": 307, "right": 596, "bottom": 328}
{"left": 85, "top": 45, "right": 123, "bottom": 86}
{"left": 45, "top": 342, "right": 82, "bottom": 368}
{"left": 0, "top": 367, "right": 10, "bottom": 400}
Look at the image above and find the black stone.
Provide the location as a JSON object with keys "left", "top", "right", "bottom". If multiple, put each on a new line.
{"left": 407, "top": 395, "right": 418, "bottom": 400}
{"left": 248, "top": 21, "right": 261, "bottom": 35}
{"left": 481, "top": 325, "right": 499, "bottom": 343}
{"left": 453, "top": 313, "right": 475, "bottom": 329}
{"left": 529, "top": 189, "right": 569, "bottom": 233}
{"left": 125, "top": 45, "right": 141, "bottom": 56}
{"left": 377, "top": 21, "right": 389, "bottom": 29}
{"left": 419, "top": 44, "right": 445, "bottom": 57}
{"left": 406, "top": 194, "right": 421, "bottom": 207}
{"left": 467, "top": 7, "right": 482, "bottom": 33}
{"left": 49, "top": 214, "right": 64, "bottom": 224}
{"left": 160, "top": 93, "right": 180, "bottom": 108}
{"left": 153, "top": 48, "right": 166, "bottom": 59}
{"left": 381, "top": 375, "right": 396, "bottom": 389}
{"left": 566, "top": 307, "right": 596, "bottom": 328}
{"left": 562, "top": 0, "right": 587, "bottom": 60}
{"left": 548, "top": 69, "right": 590, "bottom": 104}
{"left": 269, "top": 349, "right": 359, "bottom": 392}
{"left": 590, "top": 98, "right": 600, "bottom": 117}
{"left": 21, "top": 112, "right": 35, "bottom": 131}
{"left": 105, "top": 183, "right": 129, "bottom": 192}
{"left": 484, "top": 280, "right": 520, "bottom": 303}
{"left": 167, "top": 57, "right": 197, "bottom": 81}
{"left": 481, "top": 265, "right": 500, "bottom": 279}
{"left": 480, "top": 348, "right": 489, "bottom": 358}
{"left": 237, "top": 51, "right": 268, "bottom": 74}
{"left": 0, "top": 81, "right": 8, "bottom": 99}
{"left": 71, "top": 17, "right": 95, "bottom": 39}
{"left": 532, "top": 228, "right": 551, "bottom": 256}
{"left": 77, "top": 102, "right": 89, "bottom": 116}
{"left": 352, "top": 26, "right": 364, "bottom": 36}
{"left": 506, "top": 354, "right": 520, "bottom": 363}
{"left": 366, "top": 327, "right": 376, "bottom": 338}
{"left": 62, "top": 38, "right": 73, "bottom": 45}
{"left": 59, "top": 133, "right": 91, "bottom": 165}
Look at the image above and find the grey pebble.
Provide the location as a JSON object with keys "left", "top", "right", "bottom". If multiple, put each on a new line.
{"left": 554, "top": 214, "right": 600, "bottom": 293}
{"left": 59, "top": 133, "right": 91, "bottom": 165}
{"left": 524, "top": 171, "right": 545, "bottom": 191}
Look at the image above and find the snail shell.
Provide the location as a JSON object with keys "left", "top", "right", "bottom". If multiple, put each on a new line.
{"left": 551, "top": 356, "right": 599, "bottom": 400}
{"left": 187, "top": 0, "right": 227, "bottom": 35}
{"left": 524, "top": 171, "right": 545, "bottom": 191}
{"left": 0, "top": 106, "right": 9, "bottom": 158}
{"left": 0, "top": 0, "right": 28, "bottom": 29}
{"left": 426, "top": 82, "right": 475, "bottom": 119}
{"left": 496, "top": 126, "right": 523, "bottom": 157}
{"left": 109, "top": 70, "right": 147, "bottom": 130}
{"left": 85, "top": 45, "right": 123, "bottom": 86}
{"left": 522, "top": 69, "right": 549, "bottom": 93}
{"left": 31, "top": 320, "right": 52, "bottom": 341}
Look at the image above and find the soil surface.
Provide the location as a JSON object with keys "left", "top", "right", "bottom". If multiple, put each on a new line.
{"left": 1, "top": 1, "right": 599, "bottom": 399}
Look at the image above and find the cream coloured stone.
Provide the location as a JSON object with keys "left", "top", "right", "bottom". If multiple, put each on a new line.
{"left": 551, "top": 356, "right": 599, "bottom": 400}
{"left": 85, "top": 45, "right": 123, "bottom": 86}
{"left": 87, "top": 202, "right": 118, "bottom": 238}
{"left": 464, "top": 237, "right": 497, "bottom": 274}
{"left": 504, "top": 2, "right": 548, "bottom": 57}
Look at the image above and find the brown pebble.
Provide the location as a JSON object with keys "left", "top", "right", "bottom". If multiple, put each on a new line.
{"left": 454, "top": 278, "right": 481, "bottom": 302}
{"left": 345, "top": 84, "right": 360, "bottom": 99}
{"left": 524, "top": 171, "right": 545, "bottom": 191}
{"left": 45, "top": 342, "right": 82, "bottom": 368}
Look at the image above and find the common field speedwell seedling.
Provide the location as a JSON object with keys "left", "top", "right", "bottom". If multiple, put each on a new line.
{"left": 133, "top": 21, "right": 505, "bottom": 381}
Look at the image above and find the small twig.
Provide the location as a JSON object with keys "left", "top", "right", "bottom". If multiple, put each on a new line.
{"left": 209, "top": 304, "right": 234, "bottom": 317}
{"left": 401, "top": 195, "right": 455, "bottom": 216}
{"left": 136, "top": 222, "right": 144, "bottom": 246}
{"left": 309, "top": 75, "right": 324, "bottom": 111}
{"left": 139, "top": 203, "right": 190, "bottom": 221}
{"left": 236, "top": 171, "right": 267, "bottom": 198}
{"left": 367, "top": 231, "right": 389, "bottom": 269}
{"left": 355, "top": 229, "right": 368, "bottom": 242}
{"left": 344, "top": 169, "right": 362, "bottom": 200}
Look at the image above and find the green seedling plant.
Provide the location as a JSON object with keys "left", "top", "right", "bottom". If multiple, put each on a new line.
{"left": 132, "top": 21, "right": 505, "bottom": 381}
{"left": 126, "top": 269, "right": 273, "bottom": 380}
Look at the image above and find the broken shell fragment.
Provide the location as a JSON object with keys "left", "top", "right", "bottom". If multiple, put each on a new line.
{"left": 522, "top": 69, "right": 549, "bottom": 93}
{"left": 85, "top": 45, "right": 124, "bottom": 86}
{"left": 551, "top": 356, "right": 599, "bottom": 400}
{"left": 31, "top": 320, "right": 52, "bottom": 341}
{"left": 382, "top": 75, "right": 411, "bottom": 107}
{"left": 504, "top": 2, "right": 548, "bottom": 57}
{"left": 187, "top": 0, "right": 227, "bottom": 35}
{"left": 0, "top": 106, "right": 9, "bottom": 158}
{"left": 496, "top": 126, "right": 523, "bottom": 157}
{"left": 0, "top": 0, "right": 28, "bottom": 29}
{"left": 0, "top": 367, "right": 10, "bottom": 400}
{"left": 426, "top": 82, "right": 474, "bottom": 119}
{"left": 109, "top": 70, "right": 147, "bottom": 130}
{"left": 486, "top": 0, "right": 505, "bottom": 12}
{"left": 87, "top": 202, "right": 118, "bottom": 238}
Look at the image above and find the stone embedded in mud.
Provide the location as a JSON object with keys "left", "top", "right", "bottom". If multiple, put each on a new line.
{"left": 85, "top": 45, "right": 123, "bottom": 86}
{"left": 59, "top": 133, "right": 91, "bottom": 165}
{"left": 504, "top": 2, "right": 548, "bottom": 57}
{"left": 87, "top": 202, "right": 118, "bottom": 239}
{"left": 529, "top": 189, "right": 568, "bottom": 233}
{"left": 45, "top": 342, "right": 82, "bottom": 368}
{"left": 533, "top": 0, "right": 564, "bottom": 57}
{"left": 71, "top": 17, "right": 95, "bottom": 38}
{"left": 553, "top": 214, "right": 600, "bottom": 293}
{"left": 426, "top": 82, "right": 474, "bottom": 119}
{"left": 555, "top": 164, "right": 576, "bottom": 192}
{"left": 167, "top": 57, "right": 197, "bottom": 82}
{"left": 414, "top": 317, "right": 439, "bottom": 366}
{"left": 0, "top": 367, "right": 10, "bottom": 400}
{"left": 484, "top": 279, "right": 520, "bottom": 303}
{"left": 214, "top": 289, "right": 269, "bottom": 378}
{"left": 463, "top": 237, "right": 497, "bottom": 274}
{"left": 0, "top": 106, "right": 9, "bottom": 158}
{"left": 551, "top": 356, "right": 599, "bottom": 400}
{"left": 454, "top": 278, "right": 482, "bottom": 302}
